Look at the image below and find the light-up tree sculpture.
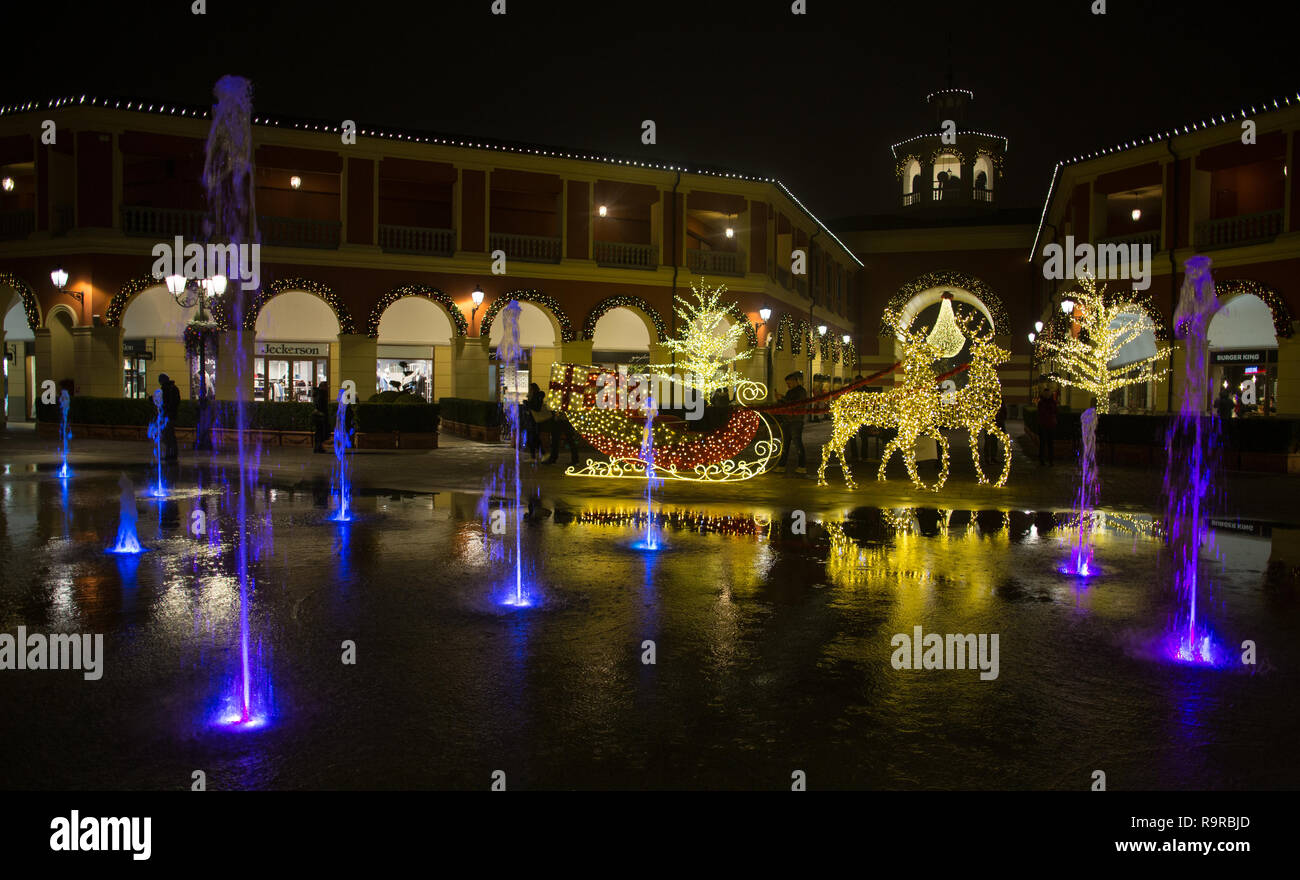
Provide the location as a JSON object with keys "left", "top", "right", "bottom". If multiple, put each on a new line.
{"left": 1038, "top": 275, "right": 1169, "bottom": 412}
{"left": 651, "top": 279, "right": 753, "bottom": 401}
{"left": 1038, "top": 274, "right": 1169, "bottom": 576}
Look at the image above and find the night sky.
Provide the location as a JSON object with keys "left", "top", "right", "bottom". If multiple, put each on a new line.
{"left": 11, "top": 1, "right": 1295, "bottom": 223}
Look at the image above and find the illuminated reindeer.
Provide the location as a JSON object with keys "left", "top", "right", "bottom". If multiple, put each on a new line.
{"left": 818, "top": 329, "right": 950, "bottom": 491}
{"left": 935, "top": 313, "right": 1013, "bottom": 487}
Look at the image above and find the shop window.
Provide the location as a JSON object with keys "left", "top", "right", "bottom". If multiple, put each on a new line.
{"left": 377, "top": 358, "right": 432, "bottom": 401}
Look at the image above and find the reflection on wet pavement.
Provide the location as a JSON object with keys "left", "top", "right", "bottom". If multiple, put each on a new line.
{"left": 0, "top": 463, "right": 1297, "bottom": 790}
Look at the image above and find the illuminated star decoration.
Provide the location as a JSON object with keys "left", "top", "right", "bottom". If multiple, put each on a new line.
{"left": 1038, "top": 274, "right": 1170, "bottom": 413}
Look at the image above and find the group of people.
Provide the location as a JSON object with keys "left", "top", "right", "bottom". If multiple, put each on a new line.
{"left": 521, "top": 383, "right": 579, "bottom": 465}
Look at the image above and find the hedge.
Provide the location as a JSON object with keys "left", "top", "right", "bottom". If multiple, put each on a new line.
{"left": 438, "top": 397, "right": 501, "bottom": 427}
{"left": 37, "top": 397, "right": 438, "bottom": 434}
{"left": 1023, "top": 406, "right": 1300, "bottom": 454}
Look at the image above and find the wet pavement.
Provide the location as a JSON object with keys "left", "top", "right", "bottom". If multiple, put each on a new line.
{"left": 1, "top": 424, "right": 1298, "bottom": 789}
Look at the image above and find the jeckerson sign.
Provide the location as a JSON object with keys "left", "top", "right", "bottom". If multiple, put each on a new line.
{"left": 1211, "top": 349, "right": 1277, "bottom": 365}
{"left": 256, "top": 342, "right": 329, "bottom": 358}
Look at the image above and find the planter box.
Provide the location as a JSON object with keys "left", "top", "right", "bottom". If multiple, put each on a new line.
{"left": 31, "top": 422, "right": 438, "bottom": 453}
{"left": 396, "top": 431, "right": 438, "bottom": 450}
{"left": 442, "top": 418, "right": 500, "bottom": 443}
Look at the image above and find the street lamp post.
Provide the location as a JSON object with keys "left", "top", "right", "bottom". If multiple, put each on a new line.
{"left": 470, "top": 285, "right": 485, "bottom": 336}
{"left": 758, "top": 307, "right": 772, "bottom": 397}
{"left": 167, "top": 272, "right": 225, "bottom": 450}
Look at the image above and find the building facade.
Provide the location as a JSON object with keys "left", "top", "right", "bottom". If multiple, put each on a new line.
{"left": 1029, "top": 95, "right": 1300, "bottom": 416}
{"left": 0, "top": 95, "right": 862, "bottom": 424}
{"left": 835, "top": 88, "right": 1037, "bottom": 409}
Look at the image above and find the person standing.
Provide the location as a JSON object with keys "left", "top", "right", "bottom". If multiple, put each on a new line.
{"left": 545, "top": 411, "right": 581, "bottom": 466}
{"left": 775, "top": 371, "right": 808, "bottom": 474}
{"left": 524, "top": 382, "right": 550, "bottom": 461}
{"left": 159, "top": 373, "right": 180, "bottom": 461}
{"left": 1037, "top": 386, "right": 1058, "bottom": 466}
{"left": 312, "top": 380, "right": 329, "bottom": 453}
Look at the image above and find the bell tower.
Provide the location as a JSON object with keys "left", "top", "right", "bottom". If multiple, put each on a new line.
{"left": 892, "top": 86, "right": 1008, "bottom": 214}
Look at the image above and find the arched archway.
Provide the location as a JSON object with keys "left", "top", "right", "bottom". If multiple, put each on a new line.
{"left": 121, "top": 283, "right": 196, "bottom": 337}
{"left": 479, "top": 290, "right": 573, "bottom": 344}
{"left": 933, "top": 152, "right": 962, "bottom": 190}
{"left": 120, "top": 282, "right": 196, "bottom": 400}
{"left": 0, "top": 272, "right": 40, "bottom": 332}
{"left": 591, "top": 307, "right": 654, "bottom": 366}
{"left": 1208, "top": 281, "right": 1287, "bottom": 416}
{"left": 365, "top": 284, "right": 467, "bottom": 338}
{"left": 373, "top": 291, "right": 459, "bottom": 402}
{"left": 252, "top": 285, "right": 343, "bottom": 403}
{"left": 882, "top": 272, "right": 1009, "bottom": 339}
{"left": 243, "top": 278, "right": 354, "bottom": 333}
{"left": 582, "top": 295, "right": 665, "bottom": 343}
{"left": 903, "top": 158, "right": 922, "bottom": 198}
{"left": 105, "top": 275, "right": 164, "bottom": 327}
{"left": 3, "top": 293, "right": 36, "bottom": 420}
{"left": 484, "top": 294, "right": 568, "bottom": 401}
{"left": 45, "top": 305, "right": 77, "bottom": 387}
{"left": 973, "top": 154, "right": 994, "bottom": 193}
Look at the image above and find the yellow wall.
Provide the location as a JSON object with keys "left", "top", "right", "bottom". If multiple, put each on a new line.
{"left": 434, "top": 344, "right": 453, "bottom": 401}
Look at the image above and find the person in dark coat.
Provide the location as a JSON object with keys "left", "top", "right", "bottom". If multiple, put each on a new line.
{"left": 1215, "top": 382, "right": 1235, "bottom": 423}
{"left": 1037, "top": 387, "right": 1058, "bottom": 466}
{"left": 523, "top": 382, "right": 548, "bottom": 460}
{"left": 312, "top": 381, "right": 329, "bottom": 453}
{"left": 545, "top": 411, "right": 580, "bottom": 465}
{"left": 159, "top": 373, "right": 180, "bottom": 461}
{"left": 776, "top": 371, "right": 808, "bottom": 473}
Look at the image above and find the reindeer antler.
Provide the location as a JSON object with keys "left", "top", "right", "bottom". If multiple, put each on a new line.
{"left": 953, "top": 304, "right": 995, "bottom": 343}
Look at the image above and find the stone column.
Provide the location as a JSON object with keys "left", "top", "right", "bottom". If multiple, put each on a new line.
{"left": 337, "top": 334, "right": 377, "bottom": 402}
{"left": 153, "top": 338, "right": 190, "bottom": 398}
{"left": 214, "top": 333, "right": 254, "bottom": 402}
{"left": 558, "top": 339, "right": 593, "bottom": 365}
{"left": 452, "top": 336, "right": 493, "bottom": 401}
{"left": 72, "top": 325, "right": 124, "bottom": 398}
{"left": 1275, "top": 331, "right": 1300, "bottom": 416}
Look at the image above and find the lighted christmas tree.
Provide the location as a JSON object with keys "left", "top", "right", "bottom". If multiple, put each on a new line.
{"left": 651, "top": 278, "right": 753, "bottom": 400}
{"left": 1037, "top": 273, "right": 1170, "bottom": 577}
{"left": 1038, "top": 274, "right": 1169, "bottom": 413}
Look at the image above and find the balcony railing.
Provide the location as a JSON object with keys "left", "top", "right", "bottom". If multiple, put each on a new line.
{"left": 0, "top": 208, "right": 35, "bottom": 241}
{"left": 379, "top": 224, "right": 455, "bottom": 256}
{"left": 973, "top": 188, "right": 994, "bottom": 203}
{"left": 259, "top": 215, "right": 341, "bottom": 250}
{"left": 594, "top": 240, "right": 658, "bottom": 269}
{"left": 1098, "top": 229, "right": 1161, "bottom": 250}
{"left": 122, "top": 205, "right": 205, "bottom": 240}
{"left": 490, "top": 232, "right": 561, "bottom": 263}
{"left": 122, "top": 205, "right": 341, "bottom": 249}
{"left": 686, "top": 249, "right": 745, "bottom": 276}
{"left": 1195, "top": 209, "right": 1283, "bottom": 250}
{"left": 902, "top": 191, "right": 923, "bottom": 206}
